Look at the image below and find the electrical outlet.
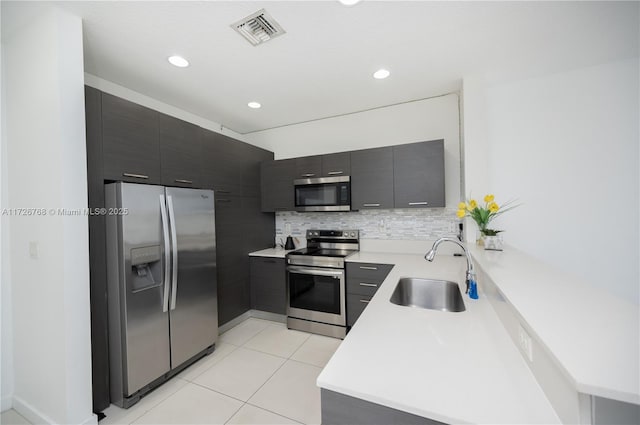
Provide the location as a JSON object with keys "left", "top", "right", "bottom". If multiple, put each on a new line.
{"left": 378, "top": 219, "right": 385, "bottom": 232}
{"left": 285, "top": 223, "right": 291, "bottom": 234}
{"left": 518, "top": 324, "right": 533, "bottom": 362}
{"left": 449, "top": 222, "right": 456, "bottom": 234}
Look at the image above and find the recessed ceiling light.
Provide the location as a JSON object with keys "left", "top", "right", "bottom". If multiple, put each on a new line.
{"left": 168, "top": 56, "right": 189, "bottom": 68}
{"left": 248, "top": 102, "right": 261, "bottom": 109}
{"left": 339, "top": 0, "right": 362, "bottom": 5}
{"left": 373, "top": 69, "right": 390, "bottom": 79}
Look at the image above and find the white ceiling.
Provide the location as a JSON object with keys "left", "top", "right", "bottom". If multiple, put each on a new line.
{"left": 4, "top": 1, "right": 639, "bottom": 134}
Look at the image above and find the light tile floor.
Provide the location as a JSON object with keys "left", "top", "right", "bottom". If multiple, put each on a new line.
{"left": 1, "top": 318, "right": 341, "bottom": 425}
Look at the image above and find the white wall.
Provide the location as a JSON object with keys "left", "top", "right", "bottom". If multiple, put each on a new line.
{"left": 0, "top": 0, "right": 14, "bottom": 412}
{"left": 245, "top": 94, "right": 462, "bottom": 208}
{"left": 2, "top": 7, "right": 95, "bottom": 424}
{"left": 460, "top": 77, "right": 490, "bottom": 243}
{"left": 478, "top": 58, "right": 639, "bottom": 303}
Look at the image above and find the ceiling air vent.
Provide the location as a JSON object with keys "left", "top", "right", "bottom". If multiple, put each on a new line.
{"left": 231, "top": 9, "right": 286, "bottom": 46}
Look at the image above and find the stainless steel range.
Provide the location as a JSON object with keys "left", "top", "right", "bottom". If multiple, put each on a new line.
{"left": 286, "top": 229, "right": 359, "bottom": 339}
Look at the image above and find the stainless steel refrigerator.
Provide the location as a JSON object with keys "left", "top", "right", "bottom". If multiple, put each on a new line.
{"left": 105, "top": 182, "right": 218, "bottom": 408}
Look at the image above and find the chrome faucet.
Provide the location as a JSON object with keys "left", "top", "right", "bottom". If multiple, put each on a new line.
{"left": 425, "top": 237, "right": 477, "bottom": 297}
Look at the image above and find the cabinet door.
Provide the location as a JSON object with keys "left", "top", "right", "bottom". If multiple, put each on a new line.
{"left": 159, "top": 113, "right": 201, "bottom": 188}
{"left": 260, "top": 159, "right": 296, "bottom": 212}
{"left": 321, "top": 152, "right": 350, "bottom": 177}
{"left": 102, "top": 93, "right": 161, "bottom": 183}
{"left": 350, "top": 147, "right": 394, "bottom": 209}
{"left": 215, "top": 196, "right": 249, "bottom": 325}
{"left": 241, "top": 144, "right": 274, "bottom": 198}
{"left": 393, "top": 140, "right": 445, "bottom": 208}
{"left": 243, "top": 196, "right": 275, "bottom": 254}
{"left": 250, "top": 257, "right": 286, "bottom": 314}
{"left": 294, "top": 156, "right": 322, "bottom": 179}
{"left": 346, "top": 294, "right": 373, "bottom": 327}
{"left": 200, "top": 129, "right": 243, "bottom": 196}
{"left": 85, "top": 86, "right": 111, "bottom": 413}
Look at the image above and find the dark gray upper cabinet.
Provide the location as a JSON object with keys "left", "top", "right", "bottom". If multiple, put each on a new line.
{"left": 393, "top": 140, "right": 445, "bottom": 208}
{"left": 240, "top": 144, "right": 274, "bottom": 197}
{"left": 294, "top": 153, "right": 351, "bottom": 179}
{"left": 295, "top": 156, "right": 322, "bottom": 179}
{"left": 322, "top": 152, "right": 350, "bottom": 177}
{"left": 200, "top": 129, "right": 243, "bottom": 196}
{"left": 350, "top": 147, "right": 394, "bottom": 210}
{"left": 260, "top": 159, "right": 296, "bottom": 212}
{"left": 250, "top": 257, "right": 286, "bottom": 314}
{"left": 101, "top": 93, "right": 161, "bottom": 184}
{"left": 158, "top": 113, "right": 201, "bottom": 188}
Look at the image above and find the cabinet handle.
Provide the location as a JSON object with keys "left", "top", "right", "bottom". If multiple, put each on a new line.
{"left": 175, "top": 179, "right": 193, "bottom": 184}
{"left": 359, "top": 299, "right": 370, "bottom": 304}
{"left": 327, "top": 171, "right": 344, "bottom": 175}
{"left": 301, "top": 173, "right": 316, "bottom": 177}
{"left": 408, "top": 201, "right": 428, "bottom": 206}
{"left": 362, "top": 203, "right": 380, "bottom": 207}
{"left": 123, "top": 172, "right": 149, "bottom": 179}
{"left": 359, "top": 283, "right": 378, "bottom": 287}
{"left": 217, "top": 199, "right": 231, "bottom": 203}
{"left": 359, "top": 266, "right": 378, "bottom": 270}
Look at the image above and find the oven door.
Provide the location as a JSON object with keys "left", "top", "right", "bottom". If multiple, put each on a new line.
{"left": 286, "top": 265, "right": 346, "bottom": 326}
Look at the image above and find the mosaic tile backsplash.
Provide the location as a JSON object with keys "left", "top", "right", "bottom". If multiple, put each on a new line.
{"left": 275, "top": 208, "right": 460, "bottom": 241}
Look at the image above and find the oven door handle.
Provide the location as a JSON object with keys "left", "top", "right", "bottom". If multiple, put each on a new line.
{"left": 287, "top": 265, "right": 344, "bottom": 277}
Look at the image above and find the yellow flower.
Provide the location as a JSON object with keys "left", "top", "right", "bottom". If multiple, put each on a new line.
{"left": 456, "top": 209, "right": 466, "bottom": 218}
{"left": 467, "top": 199, "right": 477, "bottom": 211}
{"left": 484, "top": 194, "right": 495, "bottom": 203}
{"left": 457, "top": 202, "right": 466, "bottom": 210}
{"left": 489, "top": 202, "right": 499, "bottom": 213}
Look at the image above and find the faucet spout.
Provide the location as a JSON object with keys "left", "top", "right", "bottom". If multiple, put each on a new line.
{"left": 425, "top": 237, "right": 477, "bottom": 297}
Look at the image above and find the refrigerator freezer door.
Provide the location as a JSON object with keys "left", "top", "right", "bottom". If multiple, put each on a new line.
{"left": 105, "top": 182, "right": 171, "bottom": 401}
{"left": 165, "top": 187, "right": 218, "bottom": 368}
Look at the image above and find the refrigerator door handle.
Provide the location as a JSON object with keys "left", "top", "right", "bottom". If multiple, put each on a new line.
{"left": 167, "top": 195, "right": 179, "bottom": 310}
{"left": 159, "top": 195, "right": 171, "bottom": 313}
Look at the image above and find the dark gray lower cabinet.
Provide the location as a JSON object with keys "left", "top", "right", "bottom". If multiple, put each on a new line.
{"left": 321, "top": 389, "right": 443, "bottom": 425}
{"left": 346, "top": 262, "right": 393, "bottom": 327}
{"left": 250, "top": 257, "right": 286, "bottom": 314}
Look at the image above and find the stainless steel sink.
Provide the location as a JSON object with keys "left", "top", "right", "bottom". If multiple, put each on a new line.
{"left": 390, "top": 278, "right": 466, "bottom": 312}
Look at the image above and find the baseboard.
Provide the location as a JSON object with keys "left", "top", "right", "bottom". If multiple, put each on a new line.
{"left": 12, "top": 395, "right": 98, "bottom": 425}
{"left": 1, "top": 394, "right": 12, "bottom": 412}
{"left": 12, "top": 395, "right": 56, "bottom": 425}
{"left": 218, "top": 310, "right": 286, "bottom": 335}
{"left": 249, "top": 310, "right": 286, "bottom": 323}
{"left": 218, "top": 311, "right": 252, "bottom": 334}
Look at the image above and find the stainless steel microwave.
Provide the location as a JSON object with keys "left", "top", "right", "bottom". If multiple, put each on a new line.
{"left": 294, "top": 176, "right": 351, "bottom": 212}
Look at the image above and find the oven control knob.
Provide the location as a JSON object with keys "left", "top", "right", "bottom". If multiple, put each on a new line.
{"left": 350, "top": 232, "right": 355, "bottom": 237}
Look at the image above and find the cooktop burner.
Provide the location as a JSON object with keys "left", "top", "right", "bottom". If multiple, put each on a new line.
{"left": 287, "top": 229, "right": 359, "bottom": 268}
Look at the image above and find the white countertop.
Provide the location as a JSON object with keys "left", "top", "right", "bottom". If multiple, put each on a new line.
{"left": 469, "top": 245, "right": 640, "bottom": 405}
{"left": 248, "top": 248, "right": 293, "bottom": 258}
{"left": 318, "top": 251, "right": 561, "bottom": 424}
